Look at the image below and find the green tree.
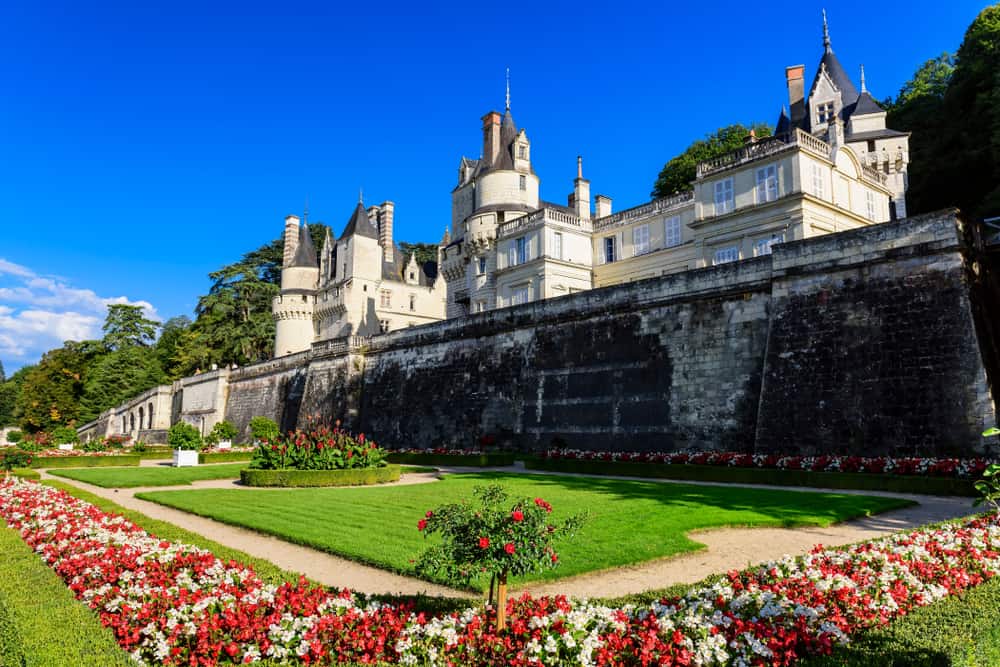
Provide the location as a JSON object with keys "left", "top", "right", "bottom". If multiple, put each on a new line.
{"left": 651, "top": 123, "right": 773, "bottom": 199}
{"left": 15, "top": 342, "right": 96, "bottom": 432}
{"left": 154, "top": 315, "right": 194, "bottom": 379}
{"left": 0, "top": 360, "right": 5, "bottom": 383}
{"left": 79, "top": 347, "right": 167, "bottom": 422}
{"left": 103, "top": 304, "right": 159, "bottom": 350}
{"left": 398, "top": 242, "right": 438, "bottom": 267}
{"left": 0, "top": 366, "right": 34, "bottom": 428}
{"left": 883, "top": 53, "right": 955, "bottom": 111}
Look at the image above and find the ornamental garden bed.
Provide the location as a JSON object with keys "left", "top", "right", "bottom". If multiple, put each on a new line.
{"left": 528, "top": 457, "right": 979, "bottom": 496}
{"left": 240, "top": 465, "right": 401, "bottom": 487}
{"left": 50, "top": 463, "right": 248, "bottom": 488}
{"left": 386, "top": 450, "right": 517, "bottom": 467}
{"left": 2, "top": 477, "right": 999, "bottom": 666}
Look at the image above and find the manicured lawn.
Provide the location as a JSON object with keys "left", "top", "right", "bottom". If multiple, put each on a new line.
{"left": 137, "top": 472, "right": 913, "bottom": 588}
{"left": 49, "top": 463, "right": 248, "bottom": 488}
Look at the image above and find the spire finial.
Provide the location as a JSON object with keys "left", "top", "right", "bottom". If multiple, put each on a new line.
{"left": 358, "top": 188, "right": 363, "bottom": 205}
{"left": 860, "top": 64, "right": 867, "bottom": 93}
{"left": 505, "top": 67, "right": 510, "bottom": 111}
{"left": 303, "top": 195, "right": 309, "bottom": 224}
{"left": 822, "top": 9, "right": 831, "bottom": 52}
{"left": 577, "top": 155, "right": 583, "bottom": 179}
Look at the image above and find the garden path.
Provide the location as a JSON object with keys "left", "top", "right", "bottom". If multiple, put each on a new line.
{"left": 37, "top": 465, "right": 983, "bottom": 600}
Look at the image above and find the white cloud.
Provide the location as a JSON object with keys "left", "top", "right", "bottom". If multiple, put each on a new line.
{"left": 0, "top": 257, "right": 160, "bottom": 369}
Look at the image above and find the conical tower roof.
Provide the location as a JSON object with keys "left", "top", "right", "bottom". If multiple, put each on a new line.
{"left": 291, "top": 223, "right": 318, "bottom": 268}
{"left": 339, "top": 201, "right": 378, "bottom": 240}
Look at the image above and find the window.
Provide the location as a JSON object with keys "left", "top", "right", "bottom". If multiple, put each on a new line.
{"left": 379, "top": 290, "right": 391, "bottom": 308}
{"left": 507, "top": 243, "right": 516, "bottom": 268}
{"left": 817, "top": 102, "right": 835, "bottom": 124}
{"left": 379, "top": 319, "right": 390, "bottom": 333}
{"left": 512, "top": 287, "right": 529, "bottom": 305}
{"left": 475, "top": 301, "right": 486, "bottom": 313}
{"left": 603, "top": 236, "right": 616, "bottom": 263}
{"left": 518, "top": 145, "right": 526, "bottom": 159}
{"left": 632, "top": 224, "right": 650, "bottom": 256}
{"left": 664, "top": 216, "right": 682, "bottom": 247}
{"left": 811, "top": 162, "right": 825, "bottom": 199}
{"left": 865, "top": 190, "right": 877, "bottom": 221}
{"left": 515, "top": 236, "right": 527, "bottom": 264}
{"left": 477, "top": 256, "right": 487, "bottom": 274}
{"left": 866, "top": 139, "right": 876, "bottom": 153}
{"left": 408, "top": 272, "right": 415, "bottom": 280}
{"left": 713, "top": 246, "right": 739, "bottom": 265}
{"left": 519, "top": 175, "right": 526, "bottom": 191}
{"left": 713, "top": 178, "right": 734, "bottom": 215}
{"left": 409, "top": 294, "right": 416, "bottom": 311}
{"left": 755, "top": 165, "right": 778, "bottom": 203}
{"left": 754, "top": 233, "right": 785, "bottom": 257}
{"left": 552, "top": 232, "right": 563, "bottom": 260}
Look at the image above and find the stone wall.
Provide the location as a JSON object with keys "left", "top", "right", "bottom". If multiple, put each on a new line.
{"left": 82, "top": 211, "right": 998, "bottom": 457}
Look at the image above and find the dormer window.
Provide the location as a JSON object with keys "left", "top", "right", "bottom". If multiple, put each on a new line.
{"left": 817, "top": 102, "right": 835, "bottom": 124}
{"left": 518, "top": 145, "right": 526, "bottom": 159}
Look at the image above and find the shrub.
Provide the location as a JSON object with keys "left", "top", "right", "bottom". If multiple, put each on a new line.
{"left": 415, "top": 484, "right": 585, "bottom": 630}
{"left": 5, "top": 430, "right": 22, "bottom": 444}
{"left": 131, "top": 440, "right": 147, "bottom": 453}
{"left": 205, "top": 420, "right": 238, "bottom": 445}
{"left": 16, "top": 432, "right": 50, "bottom": 453}
{"left": 248, "top": 416, "right": 280, "bottom": 443}
{"left": 1, "top": 450, "right": 32, "bottom": 475}
{"left": 167, "top": 422, "right": 202, "bottom": 451}
{"left": 51, "top": 426, "right": 79, "bottom": 445}
{"left": 250, "top": 423, "right": 387, "bottom": 471}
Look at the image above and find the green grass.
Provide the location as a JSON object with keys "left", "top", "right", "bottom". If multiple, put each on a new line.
{"left": 49, "top": 462, "right": 248, "bottom": 488}
{"left": 0, "top": 524, "right": 133, "bottom": 666}
{"left": 137, "top": 472, "right": 913, "bottom": 589}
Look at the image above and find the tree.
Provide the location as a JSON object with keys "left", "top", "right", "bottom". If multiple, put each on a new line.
{"left": 78, "top": 346, "right": 167, "bottom": 422}
{"left": 15, "top": 342, "right": 96, "bottom": 432}
{"left": 651, "top": 123, "right": 773, "bottom": 199}
{"left": 0, "top": 366, "right": 34, "bottom": 428}
{"left": 398, "top": 242, "right": 438, "bottom": 267}
{"left": 103, "top": 304, "right": 159, "bottom": 350}
{"left": 883, "top": 53, "right": 955, "bottom": 111}
{"left": 154, "top": 315, "right": 194, "bottom": 380}
{"left": 0, "top": 360, "right": 5, "bottom": 383}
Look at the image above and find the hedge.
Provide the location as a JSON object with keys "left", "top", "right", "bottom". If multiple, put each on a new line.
{"left": 525, "top": 459, "right": 978, "bottom": 496}
{"left": 800, "top": 575, "right": 1000, "bottom": 666}
{"left": 9, "top": 468, "right": 40, "bottom": 480}
{"left": 240, "top": 465, "right": 401, "bottom": 487}
{"left": 199, "top": 451, "right": 254, "bottom": 464}
{"left": 0, "top": 525, "right": 133, "bottom": 666}
{"left": 30, "top": 455, "right": 140, "bottom": 469}
{"left": 386, "top": 452, "right": 516, "bottom": 467}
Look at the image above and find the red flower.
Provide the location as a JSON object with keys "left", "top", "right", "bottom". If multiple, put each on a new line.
{"left": 417, "top": 519, "right": 427, "bottom": 531}
{"left": 478, "top": 537, "right": 490, "bottom": 549}
{"left": 425, "top": 510, "right": 434, "bottom": 518}
{"left": 551, "top": 552, "right": 558, "bottom": 563}
{"left": 504, "top": 542, "right": 516, "bottom": 555}
{"left": 511, "top": 510, "right": 524, "bottom": 522}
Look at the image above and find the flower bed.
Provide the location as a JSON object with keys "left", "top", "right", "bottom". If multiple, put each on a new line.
{"left": 2, "top": 477, "right": 999, "bottom": 666}
{"left": 386, "top": 448, "right": 517, "bottom": 467}
{"left": 542, "top": 448, "right": 996, "bottom": 478}
{"left": 240, "top": 465, "right": 401, "bottom": 487}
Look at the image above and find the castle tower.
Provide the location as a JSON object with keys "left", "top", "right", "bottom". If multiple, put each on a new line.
{"left": 272, "top": 217, "right": 319, "bottom": 357}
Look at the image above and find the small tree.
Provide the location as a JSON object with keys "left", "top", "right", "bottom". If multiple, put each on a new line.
{"left": 415, "top": 484, "right": 585, "bottom": 630}
{"left": 976, "top": 427, "right": 1000, "bottom": 515}
{"left": 249, "top": 416, "right": 280, "bottom": 443}
{"left": 206, "top": 420, "right": 238, "bottom": 445}
{"left": 1, "top": 450, "right": 32, "bottom": 477}
{"left": 168, "top": 422, "right": 203, "bottom": 451}
{"left": 6, "top": 430, "right": 22, "bottom": 444}
{"left": 51, "top": 425, "right": 79, "bottom": 445}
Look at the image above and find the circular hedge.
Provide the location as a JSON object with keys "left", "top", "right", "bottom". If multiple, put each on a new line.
{"left": 240, "top": 465, "right": 401, "bottom": 488}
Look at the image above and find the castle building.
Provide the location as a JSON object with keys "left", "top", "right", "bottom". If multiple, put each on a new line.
{"left": 272, "top": 200, "right": 446, "bottom": 357}
{"left": 439, "top": 13, "right": 909, "bottom": 312}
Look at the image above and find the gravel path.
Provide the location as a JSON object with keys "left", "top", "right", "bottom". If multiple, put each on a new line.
{"left": 37, "top": 465, "right": 982, "bottom": 600}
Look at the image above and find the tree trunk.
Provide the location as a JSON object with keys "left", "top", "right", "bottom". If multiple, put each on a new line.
{"left": 488, "top": 574, "right": 496, "bottom": 607}
{"left": 496, "top": 571, "right": 509, "bottom": 631}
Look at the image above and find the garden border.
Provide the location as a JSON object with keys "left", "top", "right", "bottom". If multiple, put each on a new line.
{"left": 525, "top": 458, "right": 979, "bottom": 496}
{"left": 387, "top": 452, "right": 516, "bottom": 467}
{"left": 30, "top": 455, "right": 140, "bottom": 469}
{"left": 240, "top": 465, "right": 401, "bottom": 487}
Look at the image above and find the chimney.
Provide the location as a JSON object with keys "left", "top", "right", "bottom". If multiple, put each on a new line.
{"left": 594, "top": 194, "right": 612, "bottom": 219}
{"left": 481, "top": 111, "right": 502, "bottom": 166}
{"left": 379, "top": 201, "right": 394, "bottom": 262}
{"left": 282, "top": 215, "right": 300, "bottom": 268}
{"left": 786, "top": 65, "right": 806, "bottom": 126}
{"left": 571, "top": 155, "right": 591, "bottom": 220}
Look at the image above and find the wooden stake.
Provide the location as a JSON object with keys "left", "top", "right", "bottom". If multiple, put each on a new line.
{"left": 497, "top": 571, "right": 509, "bottom": 631}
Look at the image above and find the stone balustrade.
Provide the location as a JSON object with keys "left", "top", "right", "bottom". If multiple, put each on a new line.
{"left": 496, "top": 207, "right": 590, "bottom": 238}
{"left": 593, "top": 192, "right": 694, "bottom": 231}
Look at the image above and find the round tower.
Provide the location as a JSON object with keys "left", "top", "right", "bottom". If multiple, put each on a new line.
{"left": 272, "top": 217, "right": 319, "bottom": 357}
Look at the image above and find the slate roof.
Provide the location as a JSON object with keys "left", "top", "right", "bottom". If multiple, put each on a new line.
{"left": 339, "top": 202, "right": 378, "bottom": 240}
{"left": 380, "top": 245, "right": 438, "bottom": 287}
{"left": 291, "top": 223, "right": 319, "bottom": 268}
{"left": 775, "top": 106, "right": 791, "bottom": 136}
{"left": 851, "top": 91, "right": 884, "bottom": 116}
{"left": 845, "top": 128, "right": 910, "bottom": 142}
{"left": 817, "top": 49, "right": 859, "bottom": 103}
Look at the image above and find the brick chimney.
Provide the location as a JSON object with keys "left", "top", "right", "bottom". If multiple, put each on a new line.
{"left": 378, "top": 201, "right": 394, "bottom": 262}
{"left": 481, "top": 111, "right": 502, "bottom": 166}
{"left": 282, "top": 215, "right": 300, "bottom": 268}
{"left": 786, "top": 65, "right": 806, "bottom": 126}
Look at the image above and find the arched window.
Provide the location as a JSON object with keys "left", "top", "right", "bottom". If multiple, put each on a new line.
{"left": 130, "top": 413, "right": 136, "bottom": 432}
{"left": 148, "top": 403, "right": 154, "bottom": 429}
{"left": 138, "top": 407, "right": 144, "bottom": 432}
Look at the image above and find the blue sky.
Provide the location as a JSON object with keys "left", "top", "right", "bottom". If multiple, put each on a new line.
{"left": 0, "top": 0, "right": 987, "bottom": 372}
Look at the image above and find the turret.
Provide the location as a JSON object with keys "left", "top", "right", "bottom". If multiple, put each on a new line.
{"left": 273, "top": 221, "right": 319, "bottom": 357}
